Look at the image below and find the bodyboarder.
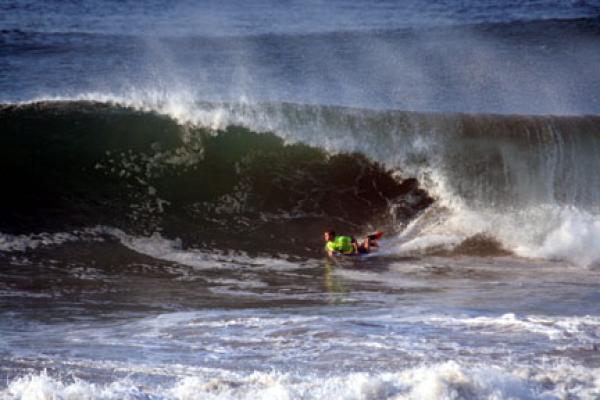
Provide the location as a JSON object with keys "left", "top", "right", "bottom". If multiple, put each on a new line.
{"left": 324, "top": 229, "right": 383, "bottom": 257}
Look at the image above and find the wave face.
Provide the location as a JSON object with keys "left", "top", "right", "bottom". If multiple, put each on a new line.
{"left": 0, "top": 101, "right": 432, "bottom": 256}
{"left": 3, "top": 99, "right": 600, "bottom": 265}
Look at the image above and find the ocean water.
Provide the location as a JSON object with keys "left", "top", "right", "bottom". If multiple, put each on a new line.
{"left": 2, "top": 1, "right": 600, "bottom": 399}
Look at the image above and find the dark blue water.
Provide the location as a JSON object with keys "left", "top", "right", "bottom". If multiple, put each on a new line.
{"left": 2, "top": 0, "right": 600, "bottom": 113}
{"left": 2, "top": 0, "right": 597, "bottom": 36}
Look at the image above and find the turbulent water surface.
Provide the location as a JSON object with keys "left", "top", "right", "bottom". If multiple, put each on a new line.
{"left": 1, "top": 1, "right": 600, "bottom": 399}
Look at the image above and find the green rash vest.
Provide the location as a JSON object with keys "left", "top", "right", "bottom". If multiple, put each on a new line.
{"left": 326, "top": 235, "right": 354, "bottom": 254}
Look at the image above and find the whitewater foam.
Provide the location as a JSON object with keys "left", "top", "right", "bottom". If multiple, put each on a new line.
{"left": 5, "top": 361, "right": 600, "bottom": 400}
{"left": 422, "top": 313, "right": 600, "bottom": 342}
{"left": 391, "top": 200, "right": 600, "bottom": 267}
{"left": 0, "top": 231, "right": 99, "bottom": 252}
{"left": 0, "top": 226, "right": 309, "bottom": 279}
{"left": 516, "top": 207, "right": 600, "bottom": 268}
{"left": 105, "top": 229, "right": 305, "bottom": 271}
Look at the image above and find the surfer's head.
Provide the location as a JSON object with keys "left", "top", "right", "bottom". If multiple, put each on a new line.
{"left": 324, "top": 229, "right": 336, "bottom": 242}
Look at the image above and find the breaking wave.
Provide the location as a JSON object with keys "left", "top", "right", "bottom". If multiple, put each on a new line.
{"left": 2, "top": 98, "right": 600, "bottom": 265}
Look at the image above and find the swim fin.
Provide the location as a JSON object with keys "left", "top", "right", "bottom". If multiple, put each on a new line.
{"left": 367, "top": 231, "right": 384, "bottom": 241}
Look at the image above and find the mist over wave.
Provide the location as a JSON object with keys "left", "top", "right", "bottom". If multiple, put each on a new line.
{"left": 3, "top": 14, "right": 600, "bottom": 115}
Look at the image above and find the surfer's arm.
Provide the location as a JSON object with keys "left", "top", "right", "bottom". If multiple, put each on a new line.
{"left": 325, "top": 241, "right": 335, "bottom": 257}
